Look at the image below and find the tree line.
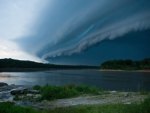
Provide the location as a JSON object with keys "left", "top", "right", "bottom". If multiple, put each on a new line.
{"left": 0, "top": 58, "right": 98, "bottom": 70}
{"left": 100, "top": 58, "right": 150, "bottom": 70}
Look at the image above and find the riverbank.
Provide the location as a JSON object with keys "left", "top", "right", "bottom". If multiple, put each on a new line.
{"left": 1, "top": 96, "right": 150, "bottom": 113}
{"left": 0, "top": 58, "right": 99, "bottom": 72}
{"left": 28, "top": 91, "right": 148, "bottom": 109}
{"left": 0, "top": 83, "right": 149, "bottom": 110}
{"left": 99, "top": 69, "right": 150, "bottom": 72}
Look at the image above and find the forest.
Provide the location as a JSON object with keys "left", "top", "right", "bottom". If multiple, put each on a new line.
{"left": 100, "top": 58, "right": 150, "bottom": 70}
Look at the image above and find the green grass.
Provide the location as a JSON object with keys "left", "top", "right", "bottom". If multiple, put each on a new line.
{"left": 0, "top": 102, "right": 39, "bottom": 113}
{"left": 33, "top": 84, "right": 101, "bottom": 100}
{"left": 139, "top": 90, "right": 150, "bottom": 95}
{"left": 0, "top": 97, "right": 150, "bottom": 113}
{"left": 45, "top": 96, "right": 150, "bottom": 113}
{"left": 47, "top": 104, "right": 145, "bottom": 113}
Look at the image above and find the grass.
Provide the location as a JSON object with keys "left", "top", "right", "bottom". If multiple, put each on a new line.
{"left": 0, "top": 102, "right": 39, "bottom": 113}
{"left": 13, "top": 84, "right": 102, "bottom": 102}
{"left": 45, "top": 96, "right": 150, "bottom": 113}
{"left": 33, "top": 84, "right": 102, "bottom": 100}
{"left": 0, "top": 96, "right": 150, "bottom": 113}
{"left": 139, "top": 90, "right": 150, "bottom": 95}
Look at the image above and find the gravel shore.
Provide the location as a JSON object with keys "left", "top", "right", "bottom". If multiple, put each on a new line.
{"left": 0, "top": 82, "right": 149, "bottom": 110}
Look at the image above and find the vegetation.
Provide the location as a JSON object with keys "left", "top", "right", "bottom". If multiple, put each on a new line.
{"left": 33, "top": 85, "right": 101, "bottom": 100}
{"left": 1, "top": 58, "right": 150, "bottom": 71}
{"left": 100, "top": 58, "right": 150, "bottom": 70}
{"left": 0, "top": 102, "right": 39, "bottom": 113}
{"left": 47, "top": 96, "right": 150, "bottom": 113}
{"left": 0, "top": 58, "right": 98, "bottom": 71}
{"left": 0, "top": 96, "right": 150, "bottom": 113}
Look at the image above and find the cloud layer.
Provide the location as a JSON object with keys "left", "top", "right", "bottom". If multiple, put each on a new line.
{"left": 0, "top": 0, "right": 49, "bottom": 62}
{"left": 33, "top": 0, "right": 150, "bottom": 60}
{"left": 0, "top": 0, "right": 150, "bottom": 64}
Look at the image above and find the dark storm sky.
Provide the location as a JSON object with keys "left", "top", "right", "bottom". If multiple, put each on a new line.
{"left": 0, "top": 0, "right": 150, "bottom": 65}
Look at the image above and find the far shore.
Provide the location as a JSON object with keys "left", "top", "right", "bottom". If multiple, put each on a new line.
{"left": 0, "top": 68, "right": 98, "bottom": 72}
{"left": 99, "top": 69, "right": 150, "bottom": 72}
{"left": 0, "top": 68, "right": 150, "bottom": 72}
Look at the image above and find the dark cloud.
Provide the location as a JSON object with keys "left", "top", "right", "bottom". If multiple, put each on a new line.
{"left": 18, "top": 0, "right": 150, "bottom": 64}
{"left": 46, "top": 30, "right": 150, "bottom": 65}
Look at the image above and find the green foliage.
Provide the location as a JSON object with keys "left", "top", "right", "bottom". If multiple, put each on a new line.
{"left": 39, "top": 85, "right": 100, "bottom": 100}
{"left": 139, "top": 90, "right": 150, "bottom": 95}
{"left": 33, "top": 85, "right": 41, "bottom": 90}
{"left": 100, "top": 58, "right": 150, "bottom": 70}
{"left": 75, "top": 85, "right": 101, "bottom": 95}
{"left": 139, "top": 96, "right": 150, "bottom": 113}
{"left": 0, "top": 102, "right": 39, "bottom": 113}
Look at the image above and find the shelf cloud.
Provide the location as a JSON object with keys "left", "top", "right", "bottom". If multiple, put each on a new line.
{"left": 0, "top": 0, "right": 150, "bottom": 64}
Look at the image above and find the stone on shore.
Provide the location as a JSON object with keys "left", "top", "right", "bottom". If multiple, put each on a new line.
{"left": 0, "top": 82, "right": 8, "bottom": 87}
{"left": 11, "top": 88, "right": 40, "bottom": 95}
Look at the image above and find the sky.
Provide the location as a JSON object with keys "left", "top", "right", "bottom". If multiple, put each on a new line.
{"left": 0, "top": 0, "right": 150, "bottom": 65}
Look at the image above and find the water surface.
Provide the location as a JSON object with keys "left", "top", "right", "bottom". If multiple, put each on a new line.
{"left": 0, "top": 70, "right": 150, "bottom": 91}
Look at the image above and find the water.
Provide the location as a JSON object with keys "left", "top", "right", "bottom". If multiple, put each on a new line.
{"left": 0, "top": 70, "right": 150, "bottom": 91}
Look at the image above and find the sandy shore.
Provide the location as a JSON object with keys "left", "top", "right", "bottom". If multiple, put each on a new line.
{"left": 99, "top": 69, "right": 150, "bottom": 72}
{"left": 30, "top": 92, "right": 147, "bottom": 109}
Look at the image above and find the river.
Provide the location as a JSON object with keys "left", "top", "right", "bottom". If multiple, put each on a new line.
{"left": 0, "top": 70, "right": 150, "bottom": 91}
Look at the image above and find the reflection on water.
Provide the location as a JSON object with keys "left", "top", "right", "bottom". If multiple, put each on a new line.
{"left": 0, "top": 70, "right": 150, "bottom": 91}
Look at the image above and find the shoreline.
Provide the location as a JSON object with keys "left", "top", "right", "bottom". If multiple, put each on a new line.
{"left": 99, "top": 69, "right": 150, "bottom": 72}
{"left": 0, "top": 68, "right": 98, "bottom": 72}
{"left": 0, "top": 83, "right": 149, "bottom": 109}
{"left": 0, "top": 68, "right": 150, "bottom": 72}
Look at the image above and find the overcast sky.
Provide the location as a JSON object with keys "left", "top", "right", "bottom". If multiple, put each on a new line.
{"left": 0, "top": 0, "right": 150, "bottom": 65}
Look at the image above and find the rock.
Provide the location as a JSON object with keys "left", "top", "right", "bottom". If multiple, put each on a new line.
{"left": 26, "top": 94, "right": 41, "bottom": 99}
{"left": 110, "top": 91, "right": 117, "bottom": 94}
{"left": 26, "top": 94, "right": 33, "bottom": 97}
{"left": 0, "top": 84, "right": 21, "bottom": 92}
{"left": 0, "top": 91, "right": 12, "bottom": 100}
{"left": 0, "top": 82, "right": 8, "bottom": 87}
{"left": 28, "top": 90, "right": 40, "bottom": 94}
{"left": 124, "top": 102, "right": 131, "bottom": 104}
{"left": 11, "top": 88, "right": 40, "bottom": 95}
{"left": 124, "top": 92, "right": 130, "bottom": 97}
{"left": 34, "top": 94, "right": 41, "bottom": 99}
{"left": 11, "top": 88, "right": 28, "bottom": 95}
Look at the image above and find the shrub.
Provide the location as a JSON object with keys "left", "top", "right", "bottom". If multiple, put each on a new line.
{"left": 33, "top": 85, "right": 41, "bottom": 90}
{"left": 39, "top": 85, "right": 100, "bottom": 100}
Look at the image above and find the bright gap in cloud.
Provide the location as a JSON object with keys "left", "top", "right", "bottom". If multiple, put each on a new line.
{"left": 0, "top": 39, "right": 43, "bottom": 62}
{"left": 0, "top": 0, "right": 51, "bottom": 62}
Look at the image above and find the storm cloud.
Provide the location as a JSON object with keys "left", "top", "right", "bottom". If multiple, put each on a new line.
{"left": 1, "top": 0, "right": 150, "bottom": 64}
{"left": 19, "top": 0, "right": 150, "bottom": 59}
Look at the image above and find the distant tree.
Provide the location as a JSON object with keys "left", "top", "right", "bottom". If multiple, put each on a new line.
{"left": 0, "top": 58, "right": 98, "bottom": 71}
{"left": 100, "top": 58, "right": 150, "bottom": 70}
